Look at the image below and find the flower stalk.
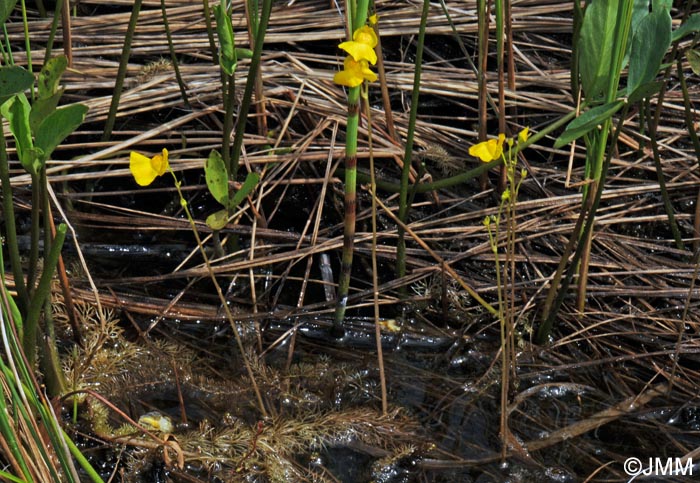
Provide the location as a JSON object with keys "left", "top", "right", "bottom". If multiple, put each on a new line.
{"left": 332, "top": 1, "right": 374, "bottom": 337}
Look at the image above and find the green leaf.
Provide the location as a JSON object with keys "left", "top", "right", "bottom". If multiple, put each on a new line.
{"left": 1, "top": 284, "right": 23, "bottom": 335}
{"left": 0, "top": 0, "right": 17, "bottom": 25}
{"left": 205, "top": 149, "right": 229, "bottom": 207}
{"left": 687, "top": 49, "right": 700, "bottom": 76}
{"left": 206, "top": 209, "right": 229, "bottom": 230}
{"left": 29, "top": 89, "right": 63, "bottom": 132}
{"left": 652, "top": 0, "right": 672, "bottom": 11}
{"left": 672, "top": 13, "right": 700, "bottom": 43}
{"left": 0, "top": 66, "right": 34, "bottom": 105}
{"left": 627, "top": 81, "right": 663, "bottom": 104}
{"left": 554, "top": 101, "right": 624, "bottom": 149}
{"left": 35, "top": 103, "right": 88, "bottom": 161}
{"left": 214, "top": 5, "right": 237, "bottom": 76}
{"left": 38, "top": 56, "right": 68, "bottom": 100}
{"left": 227, "top": 172, "right": 260, "bottom": 211}
{"left": 627, "top": 8, "right": 671, "bottom": 96}
{"left": 235, "top": 48, "right": 253, "bottom": 59}
{"left": 578, "top": 1, "right": 620, "bottom": 100}
{"left": 1, "top": 94, "right": 36, "bottom": 173}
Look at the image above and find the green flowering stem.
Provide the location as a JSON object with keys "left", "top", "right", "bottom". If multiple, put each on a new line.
{"left": 168, "top": 171, "right": 268, "bottom": 418}
{"left": 332, "top": 0, "right": 371, "bottom": 337}
{"left": 332, "top": 82, "right": 360, "bottom": 336}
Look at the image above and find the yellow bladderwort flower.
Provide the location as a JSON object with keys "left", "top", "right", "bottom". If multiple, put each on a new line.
{"left": 130, "top": 148, "right": 169, "bottom": 186}
{"left": 333, "top": 56, "right": 378, "bottom": 87}
{"left": 469, "top": 133, "right": 506, "bottom": 162}
{"left": 518, "top": 127, "right": 530, "bottom": 144}
{"left": 339, "top": 25, "right": 378, "bottom": 65}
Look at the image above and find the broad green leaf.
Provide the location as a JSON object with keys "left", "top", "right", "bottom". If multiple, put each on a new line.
{"left": 227, "top": 171, "right": 260, "bottom": 211}
{"left": 0, "top": 66, "right": 34, "bottom": 105}
{"left": 627, "top": 81, "right": 662, "bottom": 104}
{"left": 205, "top": 149, "right": 229, "bottom": 207}
{"left": 214, "top": 5, "right": 237, "bottom": 76}
{"left": 0, "top": 0, "right": 17, "bottom": 26}
{"left": 35, "top": 103, "right": 88, "bottom": 161}
{"left": 627, "top": 8, "right": 671, "bottom": 96}
{"left": 29, "top": 89, "right": 63, "bottom": 132}
{"left": 554, "top": 101, "right": 624, "bottom": 149}
{"left": 672, "top": 13, "right": 700, "bottom": 43}
{"left": 631, "top": 0, "right": 650, "bottom": 34}
{"left": 38, "top": 56, "right": 68, "bottom": 100}
{"left": 1, "top": 94, "right": 35, "bottom": 173}
{"left": 578, "top": 1, "right": 620, "bottom": 100}
{"left": 625, "top": 0, "right": 650, "bottom": 68}
{"left": 687, "top": 49, "right": 700, "bottom": 76}
{"left": 206, "top": 209, "right": 229, "bottom": 230}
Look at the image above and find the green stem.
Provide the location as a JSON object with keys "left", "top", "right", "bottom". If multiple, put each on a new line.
{"left": 332, "top": 0, "right": 371, "bottom": 336}
{"left": 396, "top": 0, "right": 430, "bottom": 283}
{"left": 0, "top": 130, "right": 29, "bottom": 314}
{"left": 678, "top": 58, "right": 700, "bottom": 157}
{"left": 222, "top": 74, "right": 235, "bottom": 172}
{"left": 23, "top": 224, "right": 67, "bottom": 367}
{"left": 202, "top": 0, "right": 218, "bottom": 64}
{"left": 160, "top": 0, "right": 190, "bottom": 109}
{"left": 101, "top": 0, "right": 143, "bottom": 142}
{"left": 332, "top": 85, "right": 360, "bottom": 337}
{"left": 645, "top": 99, "right": 684, "bottom": 251}
{"left": 63, "top": 429, "right": 105, "bottom": 483}
{"left": 340, "top": 111, "right": 574, "bottom": 194}
{"left": 169, "top": 172, "right": 268, "bottom": 418}
{"left": 537, "top": 107, "right": 628, "bottom": 342}
{"left": 43, "top": 0, "right": 64, "bottom": 61}
{"left": 27, "top": 173, "right": 41, "bottom": 297}
{"left": 19, "top": 0, "right": 33, "bottom": 75}
{"left": 229, "top": 0, "right": 272, "bottom": 180}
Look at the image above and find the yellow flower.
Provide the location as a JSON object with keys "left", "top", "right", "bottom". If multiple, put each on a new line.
{"left": 333, "top": 56, "right": 377, "bottom": 87}
{"left": 339, "top": 25, "right": 378, "bottom": 65}
{"left": 518, "top": 127, "right": 530, "bottom": 144}
{"left": 130, "top": 148, "right": 169, "bottom": 186}
{"left": 369, "top": 14, "right": 379, "bottom": 26}
{"left": 469, "top": 134, "right": 506, "bottom": 162}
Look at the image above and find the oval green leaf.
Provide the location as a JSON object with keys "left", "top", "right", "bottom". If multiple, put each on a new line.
{"left": 38, "top": 56, "right": 68, "bottom": 100}
{"left": 0, "top": 66, "right": 34, "bottom": 104}
{"left": 206, "top": 209, "right": 229, "bottom": 230}
{"left": 205, "top": 149, "right": 229, "bottom": 207}
{"left": 1, "top": 93, "right": 35, "bottom": 173}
